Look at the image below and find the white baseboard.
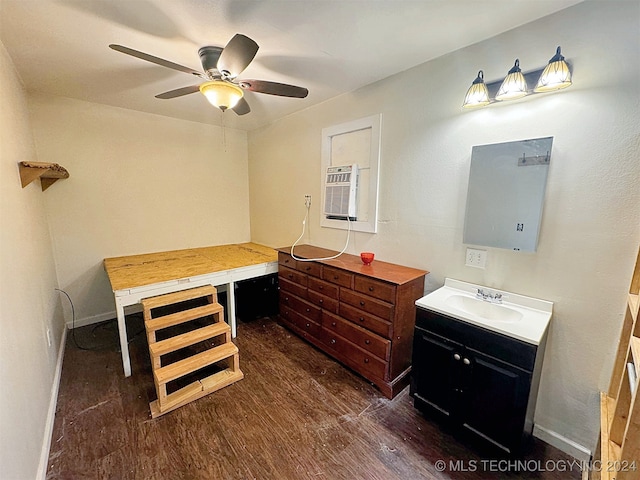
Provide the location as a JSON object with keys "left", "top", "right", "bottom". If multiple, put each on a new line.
{"left": 36, "top": 327, "right": 67, "bottom": 480}
{"left": 533, "top": 424, "right": 591, "bottom": 462}
{"left": 66, "top": 310, "right": 116, "bottom": 329}
{"left": 65, "top": 303, "right": 144, "bottom": 329}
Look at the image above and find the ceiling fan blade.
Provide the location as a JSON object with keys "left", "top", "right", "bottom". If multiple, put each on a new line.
{"left": 155, "top": 85, "right": 201, "bottom": 99}
{"left": 232, "top": 97, "right": 251, "bottom": 115}
{"left": 217, "top": 34, "right": 259, "bottom": 78}
{"left": 239, "top": 80, "right": 308, "bottom": 98}
{"left": 109, "top": 44, "right": 203, "bottom": 77}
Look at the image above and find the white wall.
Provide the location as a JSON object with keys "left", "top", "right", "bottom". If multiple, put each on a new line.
{"left": 28, "top": 96, "right": 251, "bottom": 325}
{"left": 0, "top": 43, "right": 65, "bottom": 480}
{"left": 248, "top": 1, "right": 640, "bottom": 455}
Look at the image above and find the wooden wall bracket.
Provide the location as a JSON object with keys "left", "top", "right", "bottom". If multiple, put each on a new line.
{"left": 18, "top": 161, "right": 69, "bottom": 191}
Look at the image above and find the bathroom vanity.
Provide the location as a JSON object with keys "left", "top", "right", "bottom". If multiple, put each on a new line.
{"left": 411, "top": 279, "right": 552, "bottom": 455}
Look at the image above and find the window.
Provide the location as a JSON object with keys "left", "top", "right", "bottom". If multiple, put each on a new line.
{"left": 320, "top": 114, "right": 381, "bottom": 233}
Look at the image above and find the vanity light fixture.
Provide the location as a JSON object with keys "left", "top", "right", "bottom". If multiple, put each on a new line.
{"left": 463, "top": 46, "right": 572, "bottom": 108}
{"left": 534, "top": 46, "right": 572, "bottom": 92}
{"left": 495, "top": 59, "right": 528, "bottom": 101}
{"left": 199, "top": 80, "right": 243, "bottom": 111}
{"left": 462, "top": 71, "right": 491, "bottom": 108}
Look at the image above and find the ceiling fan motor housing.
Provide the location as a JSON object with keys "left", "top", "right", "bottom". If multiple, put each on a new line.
{"left": 198, "top": 46, "right": 223, "bottom": 76}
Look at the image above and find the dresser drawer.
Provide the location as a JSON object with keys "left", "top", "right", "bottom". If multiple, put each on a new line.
{"left": 354, "top": 276, "right": 396, "bottom": 303}
{"left": 279, "top": 306, "right": 321, "bottom": 340}
{"left": 322, "top": 266, "right": 353, "bottom": 288}
{"left": 321, "top": 329, "right": 387, "bottom": 380}
{"left": 308, "top": 277, "right": 339, "bottom": 299}
{"left": 279, "top": 265, "right": 308, "bottom": 287}
{"left": 296, "top": 261, "right": 322, "bottom": 278}
{"left": 339, "top": 303, "right": 392, "bottom": 338}
{"left": 323, "top": 311, "right": 390, "bottom": 360}
{"left": 279, "top": 291, "right": 321, "bottom": 323}
{"left": 278, "top": 276, "right": 307, "bottom": 299}
{"left": 278, "top": 251, "right": 296, "bottom": 269}
{"left": 340, "top": 289, "right": 394, "bottom": 321}
{"left": 307, "top": 289, "right": 338, "bottom": 313}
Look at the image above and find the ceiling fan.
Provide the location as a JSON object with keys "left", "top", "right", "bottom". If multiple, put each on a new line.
{"left": 109, "top": 34, "right": 308, "bottom": 115}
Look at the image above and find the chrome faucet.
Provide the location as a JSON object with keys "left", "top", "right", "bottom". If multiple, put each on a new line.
{"left": 476, "top": 288, "right": 504, "bottom": 304}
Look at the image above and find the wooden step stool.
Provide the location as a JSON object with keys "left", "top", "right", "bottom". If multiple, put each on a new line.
{"left": 141, "top": 285, "right": 244, "bottom": 418}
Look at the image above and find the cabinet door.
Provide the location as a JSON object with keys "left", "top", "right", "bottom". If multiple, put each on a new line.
{"left": 460, "top": 347, "right": 532, "bottom": 454}
{"left": 411, "top": 327, "right": 463, "bottom": 418}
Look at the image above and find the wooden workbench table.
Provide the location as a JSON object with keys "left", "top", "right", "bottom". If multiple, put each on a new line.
{"left": 104, "top": 242, "right": 278, "bottom": 377}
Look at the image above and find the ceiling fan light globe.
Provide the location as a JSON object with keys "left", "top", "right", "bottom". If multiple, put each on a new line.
{"left": 199, "top": 81, "right": 244, "bottom": 111}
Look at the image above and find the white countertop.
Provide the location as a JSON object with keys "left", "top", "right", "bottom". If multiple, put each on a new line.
{"left": 415, "top": 278, "right": 553, "bottom": 345}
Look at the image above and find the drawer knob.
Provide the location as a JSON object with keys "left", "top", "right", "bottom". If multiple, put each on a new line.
{"left": 463, "top": 358, "right": 471, "bottom": 365}
{"left": 369, "top": 286, "right": 374, "bottom": 292}
{"left": 285, "top": 297, "right": 289, "bottom": 302}
{"left": 319, "top": 299, "right": 323, "bottom": 304}
{"left": 364, "top": 358, "right": 370, "bottom": 363}
{"left": 306, "top": 308, "right": 310, "bottom": 313}
{"left": 334, "top": 275, "right": 339, "bottom": 280}
{"left": 453, "top": 353, "right": 461, "bottom": 361}
{"left": 319, "top": 285, "right": 324, "bottom": 290}
{"left": 358, "top": 317, "right": 365, "bottom": 322}
{"left": 365, "top": 339, "right": 370, "bottom": 345}
{"left": 331, "top": 322, "right": 336, "bottom": 327}
{"left": 306, "top": 323, "right": 310, "bottom": 328}
{"left": 330, "top": 339, "right": 336, "bottom": 344}
{"left": 360, "top": 301, "right": 365, "bottom": 306}
{"left": 306, "top": 266, "right": 311, "bottom": 271}
{"left": 288, "top": 274, "right": 293, "bottom": 279}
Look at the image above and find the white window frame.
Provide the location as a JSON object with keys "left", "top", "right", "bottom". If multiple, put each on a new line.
{"left": 320, "top": 114, "right": 381, "bottom": 234}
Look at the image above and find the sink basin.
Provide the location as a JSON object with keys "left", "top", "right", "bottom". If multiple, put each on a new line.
{"left": 445, "top": 294, "right": 523, "bottom": 322}
{"left": 415, "top": 278, "right": 553, "bottom": 345}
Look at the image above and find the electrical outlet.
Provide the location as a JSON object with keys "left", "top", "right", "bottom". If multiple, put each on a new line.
{"left": 46, "top": 328, "right": 52, "bottom": 347}
{"left": 466, "top": 248, "right": 487, "bottom": 268}
{"left": 304, "top": 194, "right": 312, "bottom": 208}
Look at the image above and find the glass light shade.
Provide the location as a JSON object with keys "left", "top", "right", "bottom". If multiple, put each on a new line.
{"left": 199, "top": 81, "right": 243, "bottom": 111}
{"left": 463, "top": 70, "right": 490, "bottom": 108}
{"left": 495, "top": 59, "right": 528, "bottom": 101}
{"left": 534, "top": 46, "right": 572, "bottom": 92}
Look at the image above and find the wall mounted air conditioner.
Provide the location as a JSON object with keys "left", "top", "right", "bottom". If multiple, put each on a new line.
{"left": 323, "top": 164, "right": 358, "bottom": 220}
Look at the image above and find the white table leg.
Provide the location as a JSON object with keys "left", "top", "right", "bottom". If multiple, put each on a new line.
{"left": 226, "top": 281, "right": 237, "bottom": 338}
{"left": 116, "top": 299, "right": 132, "bottom": 377}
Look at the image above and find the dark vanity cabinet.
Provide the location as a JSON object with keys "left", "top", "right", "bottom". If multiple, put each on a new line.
{"left": 411, "top": 307, "right": 546, "bottom": 455}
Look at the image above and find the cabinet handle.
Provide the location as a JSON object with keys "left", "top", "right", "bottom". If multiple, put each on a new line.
{"left": 360, "top": 301, "right": 365, "bottom": 306}
{"left": 365, "top": 339, "right": 370, "bottom": 345}
{"left": 453, "top": 353, "right": 461, "bottom": 361}
{"left": 463, "top": 358, "right": 471, "bottom": 365}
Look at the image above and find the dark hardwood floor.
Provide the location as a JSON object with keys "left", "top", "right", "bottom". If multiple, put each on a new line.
{"left": 47, "top": 315, "right": 584, "bottom": 479}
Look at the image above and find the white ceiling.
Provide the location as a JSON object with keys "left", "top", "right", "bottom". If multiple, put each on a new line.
{"left": 1, "top": 0, "right": 583, "bottom": 131}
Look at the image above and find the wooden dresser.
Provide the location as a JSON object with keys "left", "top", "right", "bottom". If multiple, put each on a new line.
{"left": 277, "top": 244, "right": 427, "bottom": 398}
